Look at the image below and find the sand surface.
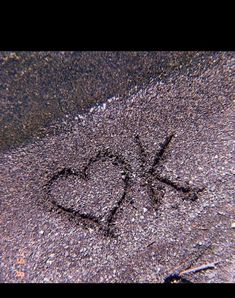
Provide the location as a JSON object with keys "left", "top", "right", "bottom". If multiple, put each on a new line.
{"left": 0, "top": 52, "right": 234, "bottom": 283}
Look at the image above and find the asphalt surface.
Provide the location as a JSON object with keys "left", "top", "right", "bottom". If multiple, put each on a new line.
{"left": 0, "top": 52, "right": 234, "bottom": 283}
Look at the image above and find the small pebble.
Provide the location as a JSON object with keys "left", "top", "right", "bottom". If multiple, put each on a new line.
{"left": 65, "top": 251, "right": 69, "bottom": 257}
{"left": 231, "top": 222, "right": 235, "bottom": 228}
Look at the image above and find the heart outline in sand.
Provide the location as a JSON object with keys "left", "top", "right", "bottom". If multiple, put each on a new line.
{"left": 46, "top": 149, "right": 132, "bottom": 237}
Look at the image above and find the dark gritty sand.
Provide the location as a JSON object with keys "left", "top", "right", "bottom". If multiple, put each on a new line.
{"left": 0, "top": 51, "right": 207, "bottom": 152}
{"left": 0, "top": 52, "right": 234, "bottom": 283}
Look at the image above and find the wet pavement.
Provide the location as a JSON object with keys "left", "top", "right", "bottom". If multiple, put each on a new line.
{"left": 0, "top": 51, "right": 234, "bottom": 283}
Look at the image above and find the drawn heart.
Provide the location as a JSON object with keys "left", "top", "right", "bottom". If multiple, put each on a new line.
{"left": 47, "top": 152, "right": 129, "bottom": 232}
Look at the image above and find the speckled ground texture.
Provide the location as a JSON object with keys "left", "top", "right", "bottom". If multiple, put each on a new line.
{"left": 0, "top": 52, "right": 234, "bottom": 283}
{"left": 0, "top": 51, "right": 205, "bottom": 152}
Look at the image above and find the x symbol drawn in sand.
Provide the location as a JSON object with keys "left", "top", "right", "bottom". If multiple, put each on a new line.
{"left": 133, "top": 134, "right": 204, "bottom": 211}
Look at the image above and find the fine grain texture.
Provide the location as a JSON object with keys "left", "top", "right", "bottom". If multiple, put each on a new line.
{"left": 0, "top": 52, "right": 234, "bottom": 283}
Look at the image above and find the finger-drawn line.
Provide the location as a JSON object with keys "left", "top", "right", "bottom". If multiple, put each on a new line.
{"left": 149, "top": 134, "right": 174, "bottom": 174}
{"left": 134, "top": 135, "right": 147, "bottom": 170}
{"left": 152, "top": 174, "right": 204, "bottom": 201}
